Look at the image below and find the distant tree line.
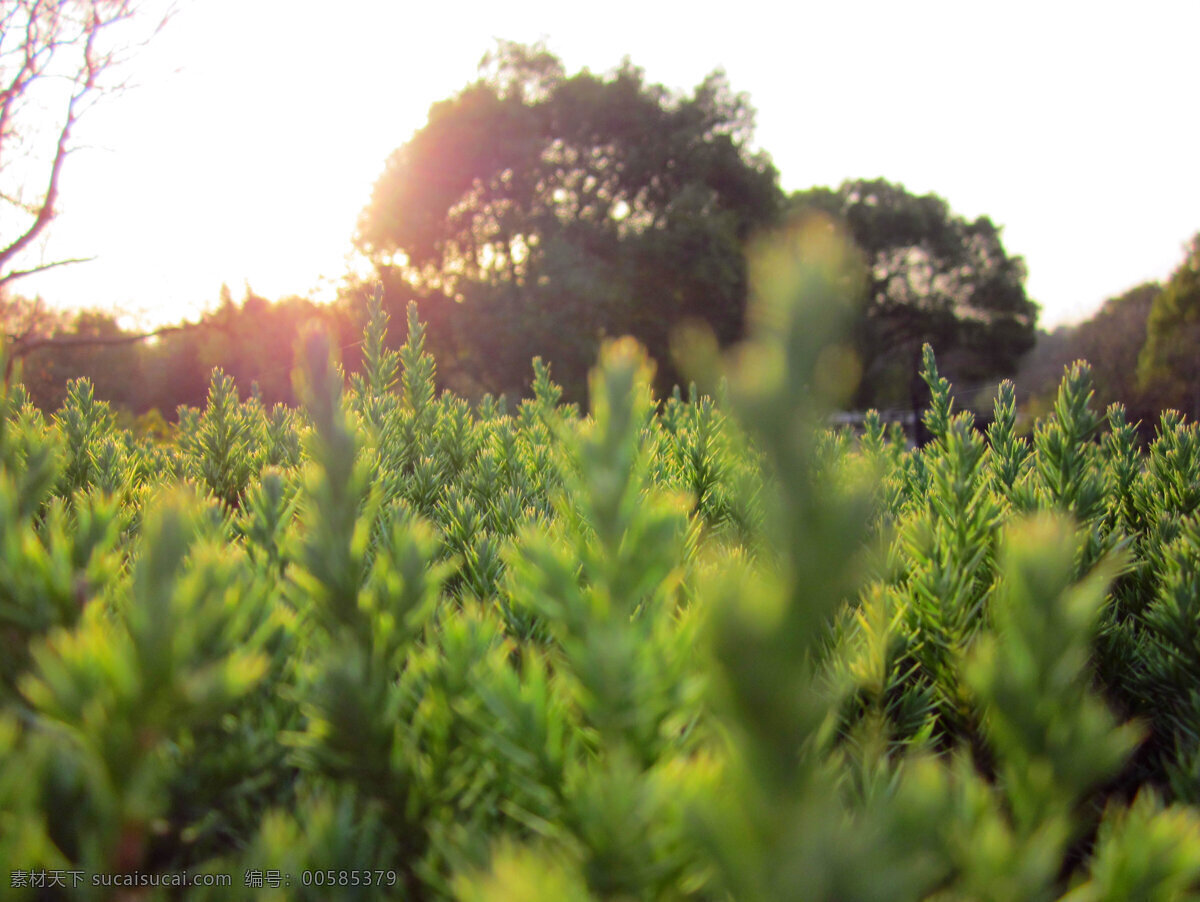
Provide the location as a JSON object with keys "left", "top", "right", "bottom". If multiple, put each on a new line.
{"left": 355, "top": 42, "right": 1038, "bottom": 406}
{"left": 1, "top": 286, "right": 360, "bottom": 421}
{"left": 2, "top": 41, "right": 1195, "bottom": 425}
{"left": 1018, "top": 233, "right": 1200, "bottom": 431}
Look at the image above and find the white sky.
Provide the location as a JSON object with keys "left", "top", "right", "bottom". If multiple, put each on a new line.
{"left": 10, "top": 0, "right": 1200, "bottom": 330}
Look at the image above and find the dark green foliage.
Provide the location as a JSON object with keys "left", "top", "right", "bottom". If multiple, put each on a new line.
{"left": 789, "top": 178, "right": 1037, "bottom": 411}
{"left": 357, "top": 41, "right": 782, "bottom": 400}
{"left": 1139, "top": 233, "right": 1200, "bottom": 419}
{"left": 4, "top": 247, "right": 1200, "bottom": 901}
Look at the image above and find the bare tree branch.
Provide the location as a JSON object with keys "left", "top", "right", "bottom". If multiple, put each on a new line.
{"left": 3, "top": 318, "right": 213, "bottom": 381}
{"left": 9, "top": 322, "right": 196, "bottom": 352}
{"left": 0, "top": 0, "right": 171, "bottom": 286}
{"left": 0, "top": 253, "right": 95, "bottom": 285}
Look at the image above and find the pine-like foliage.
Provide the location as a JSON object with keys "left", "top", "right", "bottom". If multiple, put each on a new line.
{"left": 3, "top": 248, "right": 1200, "bottom": 901}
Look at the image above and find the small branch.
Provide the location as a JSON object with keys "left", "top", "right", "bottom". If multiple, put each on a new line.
{"left": 0, "top": 17, "right": 93, "bottom": 270}
{"left": 0, "top": 255, "right": 96, "bottom": 285}
{"left": 3, "top": 320, "right": 211, "bottom": 380}
{"left": 1, "top": 0, "right": 165, "bottom": 281}
{"left": 9, "top": 322, "right": 201, "bottom": 354}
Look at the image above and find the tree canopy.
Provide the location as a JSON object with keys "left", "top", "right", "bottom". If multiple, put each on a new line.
{"left": 790, "top": 179, "right": 1038, "bottom": 409}
{"left": 357, "top": 42, "right": 782, "bottom": 399}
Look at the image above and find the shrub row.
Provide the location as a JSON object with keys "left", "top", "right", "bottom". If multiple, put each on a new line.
{"left": 3, "top": 253, "right": 1200, "bottom": 900}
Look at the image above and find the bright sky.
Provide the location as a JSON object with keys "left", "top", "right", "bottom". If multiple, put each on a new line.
{"left": 11, "top": 0, "right": 1200, "bottom": 331}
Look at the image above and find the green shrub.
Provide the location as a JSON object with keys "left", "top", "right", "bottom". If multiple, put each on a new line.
{"left": 2, "top": 228, "right": 1200, "bottom": 900}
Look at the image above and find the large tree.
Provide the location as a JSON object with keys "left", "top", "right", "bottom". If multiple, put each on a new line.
{"left": 357, "top": 42, "right": 782, "bottom": 399}
{"left": 1138, "top": 233, "right": 1200, "bottom": 419}
{"left": 790, "top": 179, "right": 1038, "bottom": 410}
